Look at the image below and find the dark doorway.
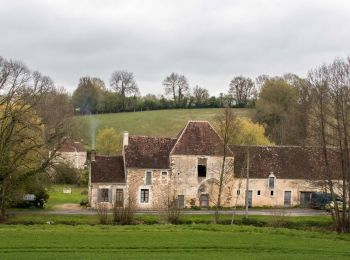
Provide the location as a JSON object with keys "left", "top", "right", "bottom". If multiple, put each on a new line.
{"left": 177, "top": 195, "right": 184, "bottom": 209}
{"left": 200, "top": 194, "right": 209, "bottom": 208}
{"left": 284, "top": 191, "right": 291, "bottom": 207}
{"left": 247, "top": 190, "right": 253, "bottom": 208}
{"left": 300, "top": 192, "right": 312, "bottom": 208}
{"left": 115, "top": 189, "right": 124, "bottom": 207}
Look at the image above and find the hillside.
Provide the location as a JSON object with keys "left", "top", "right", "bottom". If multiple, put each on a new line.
{"left": 72, "top": 108, "right": 254, "bottom": 147}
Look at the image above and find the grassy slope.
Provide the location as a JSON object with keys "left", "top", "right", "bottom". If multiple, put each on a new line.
{"left": 0, "top": 224, "right": 350, "bottom": 259}
{"left": 74, "top": 108, "right": 253, "bottom": 146}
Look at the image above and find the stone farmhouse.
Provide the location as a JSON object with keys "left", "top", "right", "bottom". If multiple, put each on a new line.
{"left": 88, "top": 121, "right": 336, "bottom": 209}
{"left": 56, "top": 140, "right": 87, "bottom": 169}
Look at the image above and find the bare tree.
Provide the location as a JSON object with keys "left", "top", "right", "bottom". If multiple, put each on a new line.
{"left": 212, "top": 107, "right": 238, "bottom": 223}
{"left": 229, "top": 76, "right": 256, "bottom": 107}
{"left": 0, "top": 57, "right": 69, "bottom": 220}
{"left": 162, "top": 73, "right": 189, "bottom": 107}
{"left": 308, "top": 56, "right": 350, "bottom": 233}
{"left": 193, "top": 85, "right": 209, "bottom": 107}
{"left": 110, "top": 70, "right": 139, "bottom": 111}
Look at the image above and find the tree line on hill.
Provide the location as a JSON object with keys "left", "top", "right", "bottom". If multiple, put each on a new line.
{"left": 71, "top": 71, "right": 259, "bottom": 114}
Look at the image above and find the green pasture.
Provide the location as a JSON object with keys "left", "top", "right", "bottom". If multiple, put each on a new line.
{"left": 73, "top": 108, "right": 253, "bottom": 146}
{"left": 0, "top": 224, "right": 349, "bottom": 259}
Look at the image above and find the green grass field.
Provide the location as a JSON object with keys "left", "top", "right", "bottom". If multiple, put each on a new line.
{"left": 45, "top": 185, "right": 87, "bottom": 210}
{"left": 73, "top": 108, "right": 253, "bottom": 146}
{"left": 0, "top": 224, "right": 349, "bottom": 259}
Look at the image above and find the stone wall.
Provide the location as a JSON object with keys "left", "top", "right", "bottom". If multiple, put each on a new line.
{"left": 89, "top": 183, "right": 126, "bottom": 209}
{"left": 57, "top": 151, "right": 87, "bottom": 169}
{"left": 126, "top": 168, "right": 172, "bottom": 209}
{"left": 170, "top": 155, "right": 235, "bottom": 208}
{"left": 232, "top": 178, "right": 322, "bottom": 207}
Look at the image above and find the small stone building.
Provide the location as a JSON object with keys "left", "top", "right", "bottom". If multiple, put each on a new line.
{"left": 89, "top": 121, "right": 337, "bottom": 209}
{"left": 56, "top": 140, "right": 87, "bottom": 169}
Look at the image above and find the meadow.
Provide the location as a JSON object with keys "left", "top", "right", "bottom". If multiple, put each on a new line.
{"left": 0, "top": 224, "right": 350, "bottom": 259}
{"left": 73, "top": 108, "right": 253, "bottom": 146}
{"left": 45, "top": 185, "right": 87, "bottom": 210}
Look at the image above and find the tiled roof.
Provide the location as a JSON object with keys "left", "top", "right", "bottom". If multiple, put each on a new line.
{"left": 58, "top": 140, "right": 85, "bottom": 153}
{"left": 171, "top": 121, "right": 234, "bottom": 156}
{"left": 230, "top": 145, "right": 341, "bottom": 179}
{"left": 91, "top": 155, "right": 125, "bottom": 183}
{"left": 125, "top": 136, "right": 177, "bottom": 169}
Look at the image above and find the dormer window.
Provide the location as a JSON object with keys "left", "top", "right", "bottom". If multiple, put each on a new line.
{"left": 268, "top": 175, "right": 275, "bottom": 189}
{"left": 197, "top": 158, "right": 207, "bottom": 177}
{"left": 145, "top": 171, "right": 152, "bottom": 185}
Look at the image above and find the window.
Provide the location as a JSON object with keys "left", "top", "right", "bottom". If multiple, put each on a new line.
{"left": 270, "top": 190, "right": 274, "bottom": 196}
{"left": 197, "top": 158, "right": 207, "bottom": 177}
{"left": 141, "top": 189, "right": 149, "bottom": 203}
{"left": 145, "top": 171, "right": 152, "bottom": 185}
{"left": 237, "top": 190, "right": 240, "bottom": 195}
{"left": 99, "top": 188, "right": 109, "bottom": 202}
{"left": 161, "top": 171, "right": 168, "bottom": 184}
{"left": 257, "top": 190, "right": 261, "bottom": 196}
{"left": 268, "top": 176, "right": 275, "bottom": 189}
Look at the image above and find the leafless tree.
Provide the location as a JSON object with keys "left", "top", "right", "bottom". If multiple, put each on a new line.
{"left": 0, "top": 57, "right": 69, "bottom": 220}
{"left": 162, "top": 73, "right": 189, "bottom": 107}
{"left": 308, "top": 56, "right": 350, "bottom": 233}
{"left": 110, "top": 70, "right": 139, "bottom": 111}
{"left": 193, "top": 85, "right": 209, "bottom": 106}
{"left": 229, "top": 76, "right": 256, "bottom": 107}
{"left": 212, "top": 107, "right": 238, "bottom": 223}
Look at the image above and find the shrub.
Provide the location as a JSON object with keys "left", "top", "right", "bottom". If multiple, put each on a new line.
{"left": 80, "top": 199, "right": 89, "bottom": 207}
{"left": 52, "top": 163, "right": 79, "bottom": 184}
{"left": 166, "top": 196, "right": 183, "bottom": 224}
{"left": 113, "top": 197, "right": 136, "bottom": 225}
{"left": 97, "top": 204, "right": 109, "bottom": 224}
{"left": 78, "top": 170, "right": 89, "bottom": 186}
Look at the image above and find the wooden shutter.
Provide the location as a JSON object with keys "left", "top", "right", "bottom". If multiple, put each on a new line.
{"left": 97, "top": 189, "right": 101, "bottom": 203}
{"left": 146, "top": 171, "right": 152, "bottom": 185}
{"left": 108, "top": 189, "right": 112, "bottom": 203}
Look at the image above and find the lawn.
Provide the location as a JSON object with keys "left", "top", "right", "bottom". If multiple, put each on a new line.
{"left": 45, "top": 185, "right": 87, "bottom": 210}
{"left": 0, "top": 224, "right": 349, "bottom": 259}
{"left": 73, "top": 108, "right": 254, "bottom": 147}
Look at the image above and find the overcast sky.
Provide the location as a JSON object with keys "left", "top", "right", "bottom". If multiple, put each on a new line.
{"left": 0, "top": 0, "right": 350, "bottom": 95}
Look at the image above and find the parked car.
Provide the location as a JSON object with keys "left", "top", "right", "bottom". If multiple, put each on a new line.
{"left": 310, "top": 192, "right": 342, "bottom": 210}
{"left": 325, "top": 201, "right": 348, "bottom": 211}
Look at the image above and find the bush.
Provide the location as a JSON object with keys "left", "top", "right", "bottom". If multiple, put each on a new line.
{"left": 80, "top": 199, "right": 89, "bottom": 207}
{"left": 78, "top": 170, "right": 89, "bottom": 186}
{"left": 113, "top": 197, "right": 136, "bottom": 225}
{"left": 97, "top": 204, "right": 109, "bottom": 224}
{"left": 166, "top": 197, "right": 183, "bottom": 224}
{"left": 52, "top": 163, "right": 79, "bottom": 184}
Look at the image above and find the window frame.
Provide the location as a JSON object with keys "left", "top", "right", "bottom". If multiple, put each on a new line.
{"left": 145, "top": 170, "right": 153, "bottom": 186}
{"left": 161, "top": 171, "right": 168, "bottom": 184}
{"left": 268, "top": 175, "right": 275, "bottom": 189}
{"left": 140, "top": 189, "right": 150, "bottom": 203}
{"left": 197, "top": 158, "right": 207, "bottom": 178}
{"left": 100, "top": 188, "right": 110, "bottom": 202}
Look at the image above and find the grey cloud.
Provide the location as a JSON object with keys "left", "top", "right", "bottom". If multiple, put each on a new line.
{"left": 0, "top": 0, "right": 350, "bottom": 95}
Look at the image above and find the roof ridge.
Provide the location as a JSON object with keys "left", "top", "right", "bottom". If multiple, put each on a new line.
{"left": 130, "top": 135, "right": 177, "bottom": 140}
{"left": 170, "top": 121, "right": 191, "bottom": 155}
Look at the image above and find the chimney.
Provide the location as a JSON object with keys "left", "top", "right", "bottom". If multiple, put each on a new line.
{"left": 123, "top": 131, "right": 129, "bottom": 146}
{"left": 91, "top": 149, "right": 96, "bottom": 162}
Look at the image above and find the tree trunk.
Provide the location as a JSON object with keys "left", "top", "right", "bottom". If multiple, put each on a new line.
{"left": 245, "top": 148, "right": 250, "bottom": 217}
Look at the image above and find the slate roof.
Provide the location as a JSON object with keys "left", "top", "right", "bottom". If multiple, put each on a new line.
{"left": 91, "top": 155, "right": 125, "bottom": 183}
{"left": 171, "top": 121, "right": 234, "bottom": 156}
{"left": 125, "top": 136, "right": 177, "bottom": 169}
{"left": 58, "top": 140, "right": 85, "bottom": 153}
{"left": 230, "top": 145, "right": 341, "bottom": 179}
